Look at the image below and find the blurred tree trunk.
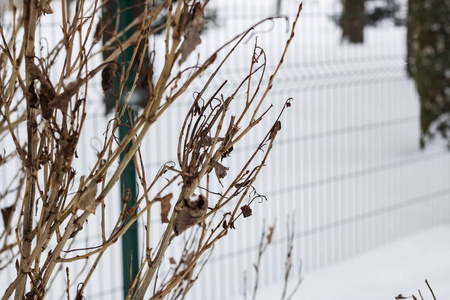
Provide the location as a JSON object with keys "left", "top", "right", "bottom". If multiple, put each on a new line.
{"left": 341, "top": 0, "right": 365, "bottom": 43}
{"left": 405, "top": 0, "right": 413, "bottom": 77}
{"left": 408, "top": 0, "right": 450, "bottom": 148}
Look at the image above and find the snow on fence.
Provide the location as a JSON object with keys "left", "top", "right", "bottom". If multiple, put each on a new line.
{"left": 1, "top": 0, "right": 450, "bottom": 299}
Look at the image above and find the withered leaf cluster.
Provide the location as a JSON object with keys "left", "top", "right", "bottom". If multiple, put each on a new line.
{"left": 101, "top": 63, "right": 116, "bottom": 93}
{"left": 240, "top": 204, "right": 252, "bottom": 218}
{"left": 160, "top": 193, "right": 173, "bottom": 223}
{"left": 1, "top": 205, "right": 14, "bottom": 228}
{"left": 76, "top": 181, "right": 98, "bottom": 215}
{"left": 178, "top": 3, "right": 207, "bottom": 65}
{"left": 213, "top": 161, "right": 229, "bottom": 181}
{"left": 173, "top": 194, "right": 208, "bottom": 235}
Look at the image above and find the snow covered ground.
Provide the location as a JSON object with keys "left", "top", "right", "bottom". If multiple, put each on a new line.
{"left": 233, "top": 225, "right": 450, "bottom": 300}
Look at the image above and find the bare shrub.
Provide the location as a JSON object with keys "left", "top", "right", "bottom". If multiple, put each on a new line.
{"left": 0, "top": 1, "right": 303, "bottom": 299}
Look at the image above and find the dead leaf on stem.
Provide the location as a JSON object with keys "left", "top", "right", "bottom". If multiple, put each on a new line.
{"left": 1, "top": 205, "right": 14, "bottom": 228}
{"left": 200, "top": 135, "right": 223, "bottom": 148}
{"left": 62, "top": 133, "right": 78, "bottom": 162}
{"left": 213, "top": 161, "right": 229, "bottom": 180}
{"left": 39, "top": 83, "right": 55, "bottom": 119}
{"left": 235, "top": 179, "right": 251, "bottom": 190}
{"left": 269, "top": 120, "right": 282, "bottom": 140}
{"left": 101, "top": 63, "right": 116, "bottom": 93}
{"left": 76, "top": 181, "right": 98, "bottom": 214}
{"left": 27, "top": 82, "right": 38, "bottom": 108}
{"left": 160, "top": 193, "right": 173, "bottom": 223}
{"left": 40, "top": 0, "right": 53, "bottom": 15}
{"left": 173, "top": 194, "right": 208, "bottom": 235}
{"left": 178, "top": 5, "right": 207, "bottom": 66}
{"left": 240, "top": 204, "right": 252, "bottom": 218}
{"left": 49, "top": 80, "right": 85, "bottom": 113}
{"left": 93, "top": 18, "right": 103, "bottom": 43}
{"left": 266, "top": 226, "right": 274, "bottom": 244}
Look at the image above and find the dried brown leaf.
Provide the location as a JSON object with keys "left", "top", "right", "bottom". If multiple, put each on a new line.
{"left": 266, "top": 226, "right": 274, "bottom": 244}
{"left": 39, "top": 91, "right": 53, "bottom": 119}
{"left": 27, "top": 82, "right": 38, "bottom": 108}
{"left": 62, "top": 133, "right": 78, "bottom": 161}
{"left": 76, "top": 181, "right": 98, "bottom": 214}
{"left": 101, "top": 63, "right": 116, "bottom": 93}
{"left": 27, "top": 62, "right": 56, "bottom": 118}
{"left": 173, "top": 194, "right": 208, "bottom": 235}
{"left": 200, "top": 135, "right": 224, "bottom": 148}
{"left": 169, "top": 257, "right": 176, "bottom": 265}
{"left": 235, "top": 179, "right": 251, "bottom": 190}
{"left": 240, "top": 205, "right": 252, "bottom": 218}
{"left": 229, "top": 221, "right": 235, "bottom": 229}
{"left": 41, "top": 0, "right": 53, "bottom": 14}
{"left": 213, "top": 161, "right": 229, "bottom": 180}
{"left": 27, "top": 62, "right": 43, "bottom": 80}
{"left": 49, "top": 80, "right": 84, "bottom": 112}
{"left": 93, "top": 18, "right": 103, "bottom": 43}
{"left": 1, "top": 205, "right": 14, "bottom": 228}
{"left": 39, "top": 80, "right": 56, "bottom": 119}
{"left": 269, "top": 120, "right": 282, "bottom": 140}
{"left": 178, "top": 16, "right": 207, "bottom": 65}
{"left": 160, "top": 193, "right": 173, "bottom": 223}
{"left": 221, "top": 145, "right": 234, "bottom": 160}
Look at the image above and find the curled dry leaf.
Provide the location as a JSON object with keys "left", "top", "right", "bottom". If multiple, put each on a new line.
{"left": 235, "top": 179, "right": 251, "bottom": 190}
{"left": 39, "top": 82, "right": 55, "bottom": 119}
{"left": 229, "top": 221, "right": 236, "bottom": 229}
{"left": 221, "top": 145, "right": 233, "bottom": 161}
{"left": 269, "top": 120, "right": 282, "bottom": 140}
{"left": 101, "top": 63, "right": 116, "bottom": 93}
{"left": 240, "top": 204, "right": 252, "bottom": 218}
{"left": 1, "top": 205, "right": 14, "bottom": 228}
{"left": 178, "top": 7, "right": 207, "bottom": 66}
{"left": 173, "top": 194, "right": 208, "bottom": 235}
{"left": 62, "top": 133, "right": 78, "bottom": 161}
{"left": 41, "top": 0, "right": 53, "bottom": 15}
{"left": 213, "top": 161, "right": 229, "bottom": 180}
{"left": 49, "top": 79, "right": 85, "bottom": 112}
{"left": 93, "top": 18, "right": 103, "bottom": 43}
{"left": 27, "top": 62, "right": 56, "bottom": 118}
{"left": 285, "top": 98, "right": 293, "bottom": 108}
{"left": 160, "top": 193, "right": 173, "bottom": 223}
{"left": 26, "top": 62, "right": 43, "bottom": 80}
{"left": 266, "top": 226, "right": 274, "bottom": 244}
{"left": 199, "top": 135, "right": 224, "bottom": 148}
{"left": 27, "top": 82, "right": 39, "bottom": 108}
{"left": 76, "top": 181, "right": 98, "bottom": 214}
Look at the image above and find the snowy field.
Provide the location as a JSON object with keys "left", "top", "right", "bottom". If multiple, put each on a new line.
{"left": 232, "top": 225, "right": 450, "bottom": 300}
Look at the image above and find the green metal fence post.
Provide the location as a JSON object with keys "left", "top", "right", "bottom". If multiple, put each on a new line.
{"left": 116, "top": 1, "right": 140, "bottom": 297}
